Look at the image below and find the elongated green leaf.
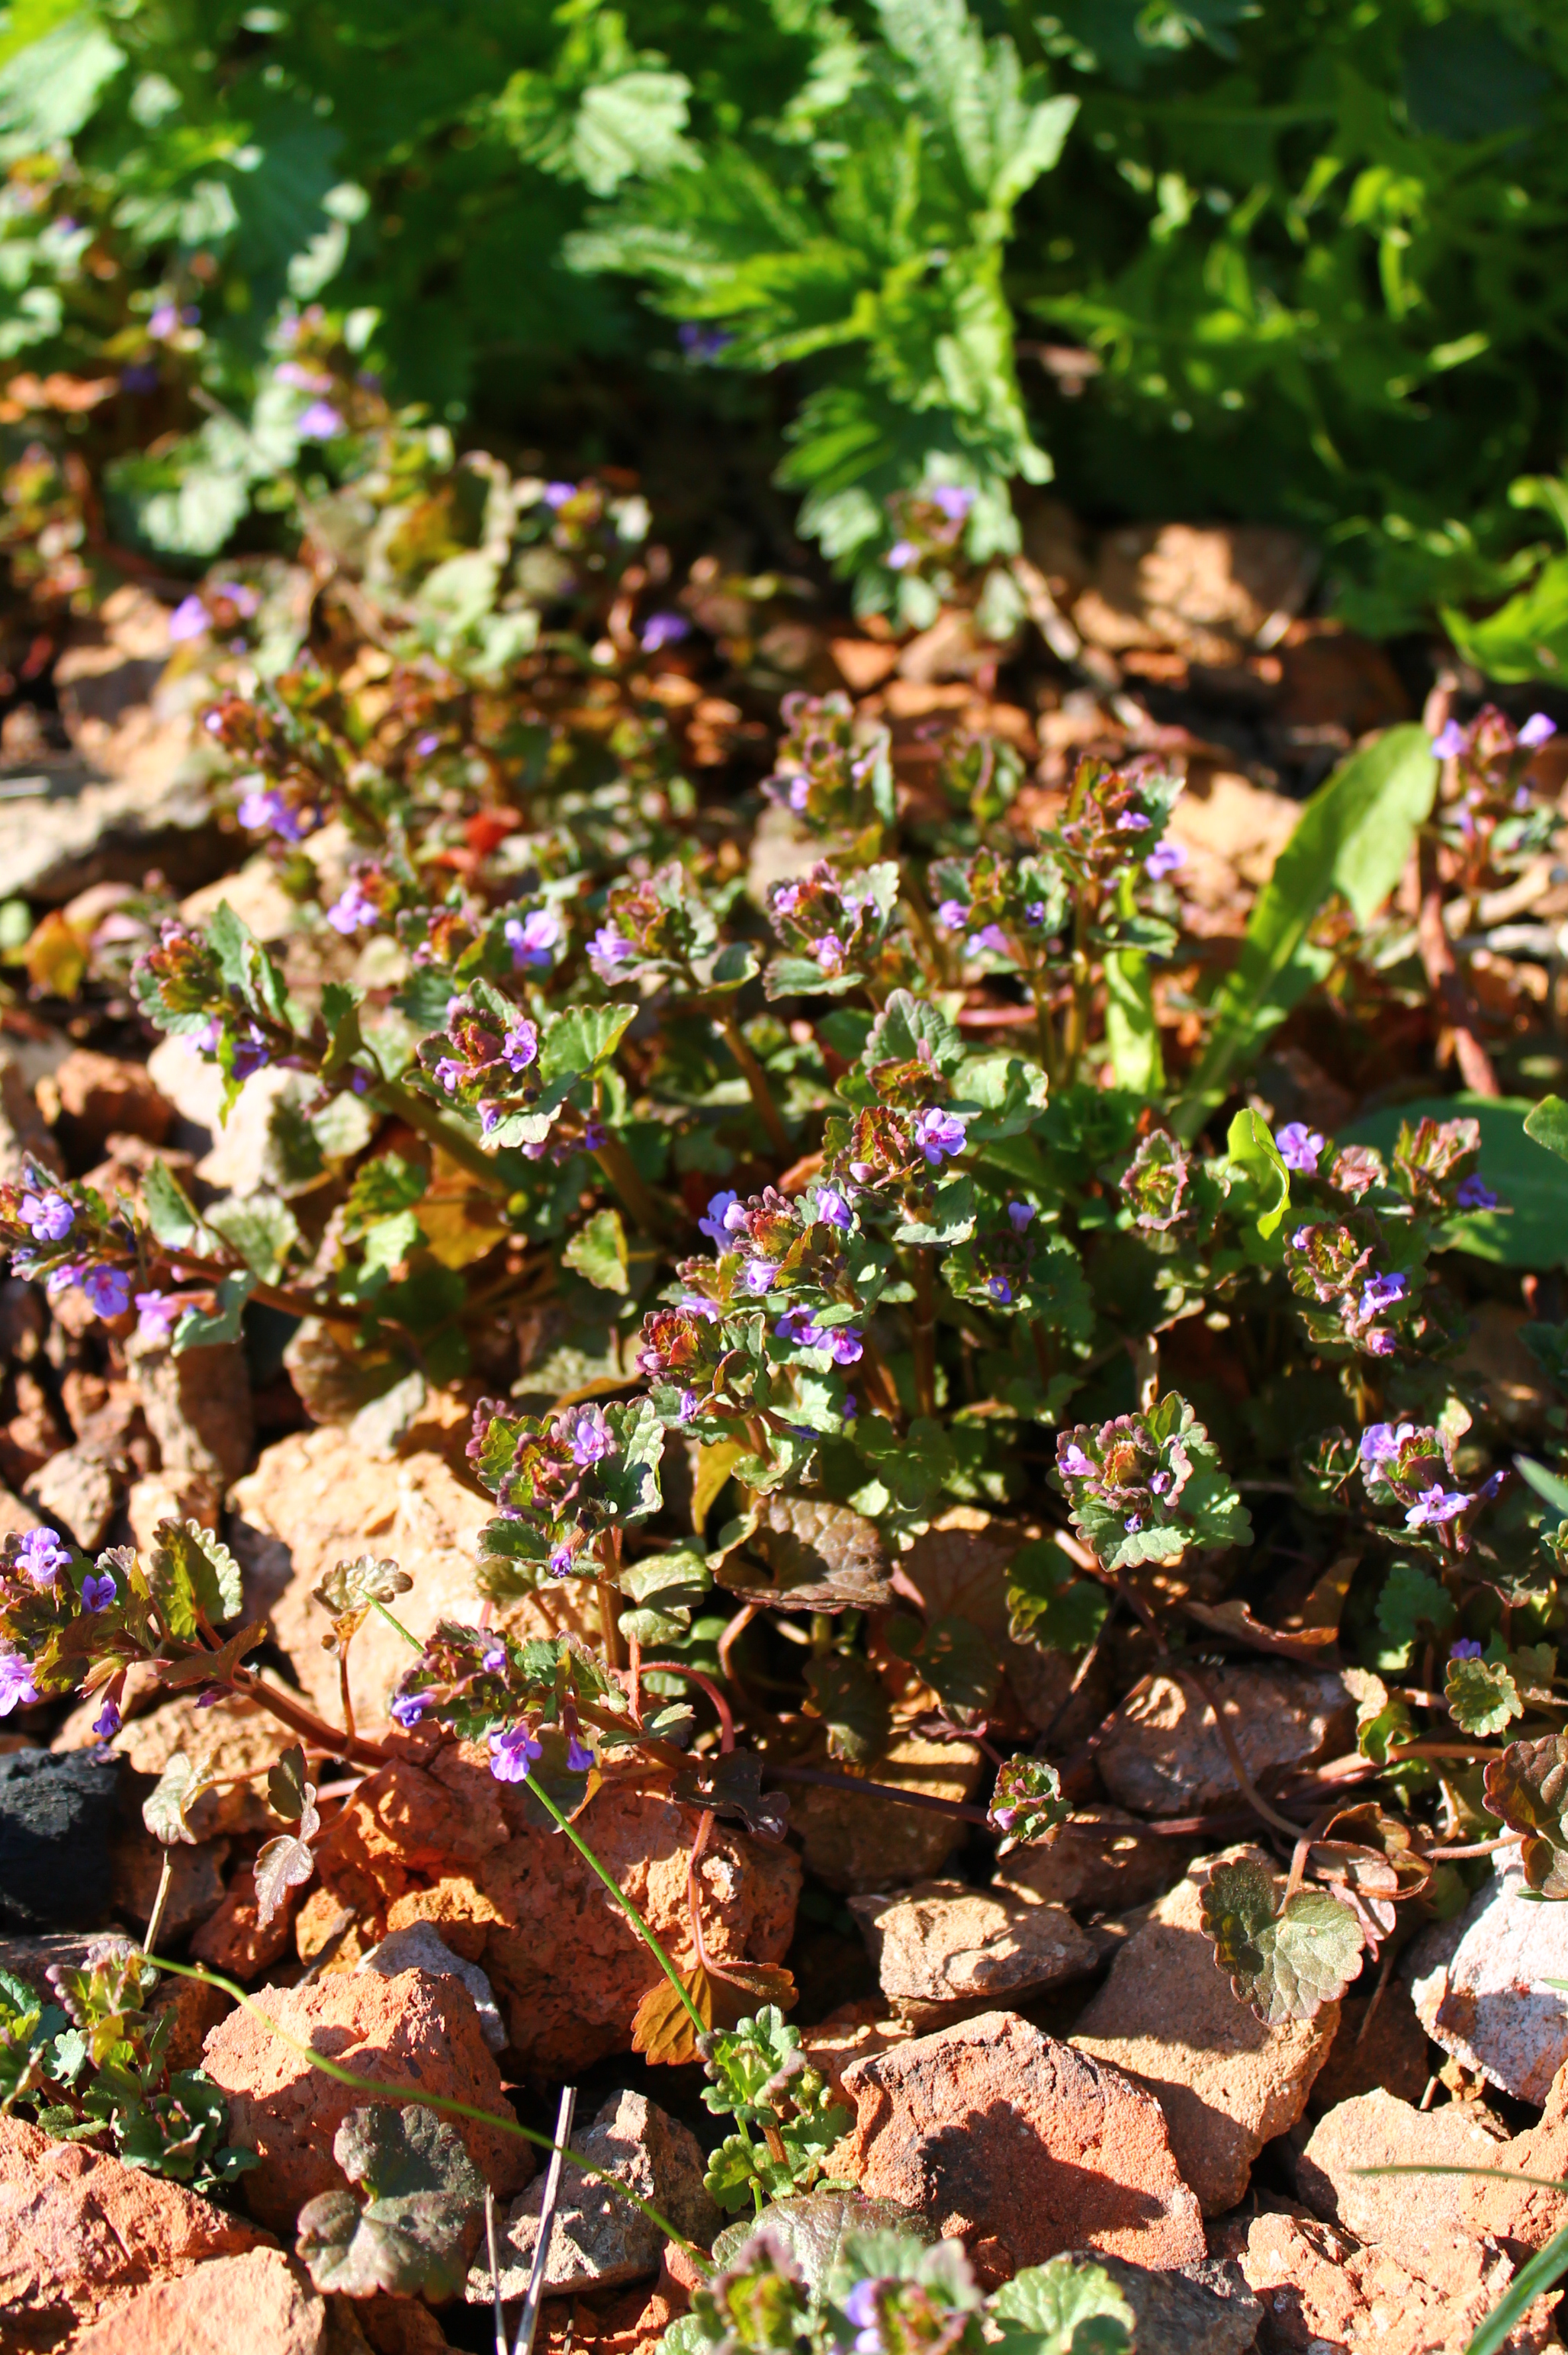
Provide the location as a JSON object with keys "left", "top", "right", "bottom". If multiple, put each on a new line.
{"left": 1226, "top": 1107, "right": 1291, "bottom": 1239}
{"left": 1103, "top": 947, "right": 1162, "bottom": 1094}
{"left": 1178, "top": 725, "right": 1437, "bottom": 1133}
{"left": 1525, "top": 1096, "right": 1568, "bottom": 1163}
{"left": 1466, "top": 2214, "right": 1568, "bottom": 2355}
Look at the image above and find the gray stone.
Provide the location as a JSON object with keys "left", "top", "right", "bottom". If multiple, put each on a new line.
{"left": 0, "top": 1748, "right": 120, "bottom": 1931}
{"left": 468, "top": 2088, "right": 718, "bottom": 2302}
{"left": 358, "top": 1921, "right": 506, "bottom": 2055}
{"left": 1068, "top": 2251, "right": 1262, "bottom": 2355}
{"left": 1095, "top": 1665, "right": 1354, "bottom": 1819}
{"left": 1411, "top": 1858, "right": 1568, "bottom": 2105}
{"left": 848, "top": 1878, "right": 1097, "bottom": 2026}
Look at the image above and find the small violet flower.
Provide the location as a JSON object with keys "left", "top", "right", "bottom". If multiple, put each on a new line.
{"left": 230, "top": 1027, "right": 271, "bottom": 1082}
{"left": 505, "top": 908, "right": 561, "bottom": 969}
{"left": 1455, "top": 1172, "right": 1499, "bottom": 1210}
{"left": 641, "top": 612, "right": 690, "bottom": 653}
{"left": 1406, "top": 1484, "right": 1470, "bottom": 1530}
{"left": 135, "top": 1290, "right": 183, "bottom": 1341}
{"left": 1431, "top": 720, "right": 1468, "bottom": 759}
{"left": 937, "top": 900, "right": 969, "bottom": 932}
{"left": 16, "top": 1528, "right": 69, "bottom": 1586}
{"left": 81, "top": 1572, "right": 117, "bottom": 1613}
{"left": 1145, "top": 840, "right": 1185, "bottom": 881}
{"left": 1007, "top": 1201, "right": 1035, "bottom": 1232}
{"left": 1450, "top": 1637, "right": 1484, "bottom": 1661}
{"left": 297, "top": 400, "right": 344, "bottom": 440}
{"left": 1276, "top": 1123, "right": 1325, "bottom": 1175}
{"left": 92, "top": 1698, "right": 121, "bottom": 1739}
{"left": 1360, "top": 1272, "right": 1408, "bottom": 1318}
{"left": 562, "top": 1402, "right": 615, "bottom": 1467}
{"left": 699, "top": 1190, "right": 740, "bottom": 1248}
{"left": 589, "top": 924, "right": 635, "bottom": 965}
{"left": 742, "top": 1259, "right": 779, "bottom": 1294}
{"left": 1519, "top": 712, "right": 1557, "bottom": 749}
{"left": 389, "top": 1692, "right": 428, "bottom": 1730}
{"left": 1359, "top": 1422, "right": 1415, "bottom": 1464}
{"left": 0, "top": 1654, "right": 37, "bottom": 1714}
{"left": 566, "top": 1734, "right": 594, "bottom": 1774}
{"left": 326, "top": 878, "right": 379, "bottom": 935}
{"left": 502, "top": 1022, "right": 539, "bottom": 1073}
{"left": 487, "top": 1722, "right": 543, "bottom": 1783}
{"left": 1116, "top": 809, "right": 1151, "bottom": 832}
{"left": 988, "top": 1275, "right": 1013, "bottom": 1303}
{"left": 843, "top": 2281, "right": 883, "bottom": 2355}
{"left": 812, "top": 1187, "right": 853, "bottom": 1231}
{"left": 912, "top": 1105, "right": 968, "bottom": 1168}
{"left": 1060, "top": 1444, "right": 1094, "bottom": 1479}
{"left": 166, "top": 593, "right": 209, "bottom": 644}
{"left": 82, "top": 1267, "right": 130, "bottom": 1320}
{"left": 19, "top": 1190, "right": 73, "bottom": 1242}
{"left": 237, "top": 784, "right": 305, "bottom": 840}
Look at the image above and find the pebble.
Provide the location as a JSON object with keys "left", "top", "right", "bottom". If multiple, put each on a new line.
{"left": 359, "top": 1920, "right": 506, "bottom": 2054}
{"left": 1409, "top": 1857, "right": 1568, "bottom": 2104}
{"left": 66, "top": 2247, "right": 326, "bottom": 2355}
{"left": 1094, "top": 1665, "right": 1354, "bottom": 1818}
{"left": 0, "top": 1746, "right": 120, "bottom": 1931}
{"left": 849, "top": 1878, "right": 1097, "bottom": 2025}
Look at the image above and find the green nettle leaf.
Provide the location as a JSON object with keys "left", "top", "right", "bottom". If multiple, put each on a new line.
{"left": 266, "top": 1742, "right": 310, "bottom": 1823}
{"left": 1525, "top": 1095, "right": 1568, "bottom": 1164}
{"left": 563, "top": 1204, "right": 631, "bottom": 1293}
{"left": 143, "top": 1750, "right": 217, "bottom": 1846}
{"left": 1483, "top": 1733, "right": 1568, "bottom": 1897}
{"left": 991, "top": 2254, "right": 1136, "bottom": 2355}
{"left": 294, "top": 2103, "right": 485, "bottom": 2299}
{"left": 254, "top": 1813, "right": 319, "bottom": 1927}
{"left": 1200, "top": 1855, "right": 1364, "bottom": 2025}
{"left": 1226, "top": 1107, "right": 1292, "bottom": 1240}
{"left": 141, "top": 1158, "right": 201, "bottom": 1250}
{"left": 173, "top": 1271, "right": 255, "bottom": 1354}
{"left": 538, "top": 1002, "right": 638, "bottom": 1088}
{"left": 988, "top": 1756, "right": 1070, "bottom": 1849}
{"left": 310, "top": 1557, "right": 413, "bottom": 1617}
{"left": 720, "top": 1494, "right": 893, "bottom": 1614}
{"left": 1445, "top": 1654, "right": 1522, "bottom": 1738}
{"left": 1006, "top": 1541, "right": 1109, "bottom": 1655}
{"left": 1376, "top": 1560, "right": 1456, "bottom": 1656}
{"left": 887, "top": 1613, "right": 999, "bottom": 1720}
{"left": 803, "top": 1653, "right": 892, "bottom": 1763}
{"left": 149, "top": 1518, "right": 244, "bottom": 1631}
{"left": 204, "top": 1192, "right": 301, "bottom": 1286}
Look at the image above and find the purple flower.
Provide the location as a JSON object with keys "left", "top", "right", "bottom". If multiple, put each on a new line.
{"left": 415, "top": 732, "right": 442, "bottom": 757}
{"left": 135, "top": 1290, "right": 183, "bottom": 1341}
{"left": 1519, "top": 712, "right": 1557, "bottom": 749}
{"left": 1116, "top": 809, "right": 1151, "bottom": 832}
{"left": 16, "top": 1528, "right": 69, "bottom": 1587}
{"left": 937, "top": 899, "right": 969, "bottom": 932}
{"left": 589, "top": 924, "right": 635, "bottom": 965}
{"left": 566, "top": 1734, "right": 594, "bottom": 1774}
{"left": 1145, "top": 840, "right": 1185, "bottom": 881}
{"left": 230, "top": 1027, "right": 271, "bottom": 1082}
{"left": 390, "top": 1692, "right": 428, "bottom": 1729}
{"left": 827, "top": 1325, "right": 864, "bottom": 1364}
{"left": 1060, "top": 1444, "right": 1094, "bottom": 1478}
{"left": 788, "top": 776, "right": 811, "bottom": 812}
{"left": 969, "top": 924, "right": 1010, "bottom": 956}
{"left": 1366, "top": 1329, "right": 1396, "bottom": 1357}
{"left": 1407, "top": 1485, "right": 1470, "bottom": 1529}
{"left": 82, "top": 1267, "right": 130, "bottom": 1320}
{"left": 275, "top": 360, "right": 333, "bottom": 392}
{"left": 149, "top": 302, "right": 178, "bottom": 339}
{"left": 930, "top": 486, "right": 975, "bottom": 522}
{"left": 1361, "top": 1272, "right": 1408, "bottom": 1317}
{"left": 1431, "top": 721, "right": 1467, "bottom": 759}
{"left": 677, "top": 1389, "right": 699, "bottom": 1422}
{"left": 92, "top": 1698, "right": 121, "bottom": 1740}
{"left": 327, "top": 879, "right": 379, "bottom": 935}
{"left": 1025, "top": 901, "right": 1049, "bottom": 925}
{"left": 46, "top": 1263, "right": 81, "bottom": 1296}
{"left": 1450, "top": 1637, "right": 1483, "bottom": 1660}
{"left": 548, "top": 1541, "right": 577, "bottom": 1576}
{"left": 678, "top": 323, "right": 732, "bottom": 361}
{"left": 502, "top": 1022, "right": 539, "bottom": 1073}
{"left": 19, "top": 1190, "right": 73, "bottom": 1242}
{"left": 1290, "top": 1225, "right": 1316, "bottom": 1250}
{"left": 813, "top": 1187, "right": 853, "bottom": 1231}
{"left": 843, "top": 2279, "right": 883, "bottom": 2355}
{"left": 480, "top": 1642, "right": 507, "bottom": 1674}
{"left": 487, "top": 1722, "right": 543, "bottom": 1782}
{"left": 886, "top": 540, "right": 917, "bottom": 571}
{"left": 742, "top": 1260, "right": 779, "bottom": 1294}
{"left": 167, "top": 593, "right": 209, "bottom": 644}
{"left": 434, "top": 1057, "right": 464, "bottom": 1095}
{"left": 1360, "top": 1422, "right": 1415, "bottom": 1463}
{"left": 812, "top": 932, "right": 847, "bottom": 973}
{"left": 1124, "top": 1513, "right": 1142, "bottom": 1531}
{"left": 543, "top": 481, "right": 577, "bottom": 509}
{"left": 1007, "top": 1201, "right": 1035, "bottom": 1232}
{"left": 213, "top": 580, "right": 258, "bottom": 616}
{"left": 699, "top": 1190, "right": 741, "bottom": 1248}
{"left": 0, "top": 1654, "right": 37, "bottom": 1714}
{"left": 81, "top": 1573, "right": 116, "bottom": 1613}
{"left": 581, "top": 1120, "right": 608, "bottom": 1152}
{"left": 562, "top": 1403, "right": 615, "bottom": 1468}
{"left": 297, "top": 400, "right": 344, "bottom": 441}
{"left": 1455, "top": 1173, "right": 1499, "bottom": 1210}
{"left": 988, "top": 1275, "right": 1013, "bottom": 1304}
{"left": 912, "top": 1106, "right": 969, "bottom": 1168}
{"left": 771, "top": 882, "right": 802, "bottom": 919}
{"left": 505, "top": 908, "right": 561, "bottom": 969}
{"left": 641, "top": 612, "right": 690, "bottom": 653}
{"left": 238, "top": 784, "right": 304, "bottom": 839}
{"left": 1277, "top": 1123, "right": 1325, "bottom": 1175}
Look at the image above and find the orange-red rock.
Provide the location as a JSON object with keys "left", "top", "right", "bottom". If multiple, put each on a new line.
{"left": 200, "top": 1965, "right": 532, "bottom": 2233}
{"left": 0, "top": 2111, "right": 264, "bottom": 2342}
{"left": 191, "top": 1859, "right": 298, "bottom": 1981}
{"left": 838, "top": 2010, "right": 1206, "bottom": 2274}
{"left": 67, "top": 2247, "right": 324, "bottom": 2355}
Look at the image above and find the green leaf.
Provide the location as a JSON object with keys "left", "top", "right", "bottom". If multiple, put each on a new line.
{"left": 173, "top": 1272, "right": 255, "bottom": 1354}
{"left": 1006, "top": 1539, "right": 1109, "bottom": 1655}
{"left": 204, "top": 1194, "right": 300, "bottom": 1287}
{"left": 538, "top": 1002, "right": 637, "bottom": 1088}
{"left": 295, "top": 2103, "right": 484, "bottom": 2300}
{"left": 1444, "top": 553, "right": 1568, "bottom": 684}
{"left": 1343, "top": 1095, "right": 1565, "bottom": 1267}
{"left": 1226, "top": 1107, "right": 1291, "bottom": 1239}
{"left": 142, "top": 1750, "right": 219, "bottom": 1846}
{"left": 310, "top": 1555, "right": 413, "bottom": 1616}
{"left": 141, "top": 1159, "right": 201, "bottom": 1251}
{"left": 1525, "top": 1095, "right": 1568, "bottom": 1163}
{"left": 1178, "top": 726, "right": 1438, "bottom": 1130}
{"left": 1376, "top": 1560, "right": 1456, "bottom": 1655}
{"left": 0, "top": 14, "right": 124, "bottom": 160}
{"left": 991, "top": 2254, "right": 1135, "bottom": 2355}
{"left": 149, "top": 1518, "right": 244, "bottom": 1631}
{"left": 887, "top": 1613, "right": 999, "bottom": 1720}
{"left": 1102, "top": 947, "right": 1162, "bottom": 1096}
{"left": 803, "top": 1653, "right": 892, "bottom": 1763}
{"left": 563, "top": 1205, "right": 630, "bottom": 1293}
{"left": 1483, "top": 1733, "right": 1568, "bottom": 1897}
{"left": 1200, "top": 1855, "right": 1364, "bottom": 2025}
{"left": 1445, "top": 1654, "right": 1522, "bottom": 1738}
{"left": 266, "top": 1742, "right": 310, "bottom": 1823}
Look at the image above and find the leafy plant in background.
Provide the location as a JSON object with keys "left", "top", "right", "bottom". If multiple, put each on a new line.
{"left": 0, "top": 0, "right": 1566, "bottom": 631}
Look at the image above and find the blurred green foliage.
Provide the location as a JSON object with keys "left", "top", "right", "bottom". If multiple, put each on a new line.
{"left": 0, "top": 0, "right": 1565, "bottom": 643}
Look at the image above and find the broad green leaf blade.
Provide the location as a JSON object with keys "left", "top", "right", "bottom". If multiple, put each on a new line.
{"left": 1103, "top": 947, "right": 1162, "bottom": 1094}
{"left": 1178, "top": 725, "right": 1437, "bottom": 1132}
{"left": 1226, "top": 1107, "right": 1291, "bottom": 1239}
{"left": 1342, "top": 1095, "right": 1564, "bottom": 1267}
{"left": 1525, "top": 1096, "right": 1568, "bottom": 1164}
